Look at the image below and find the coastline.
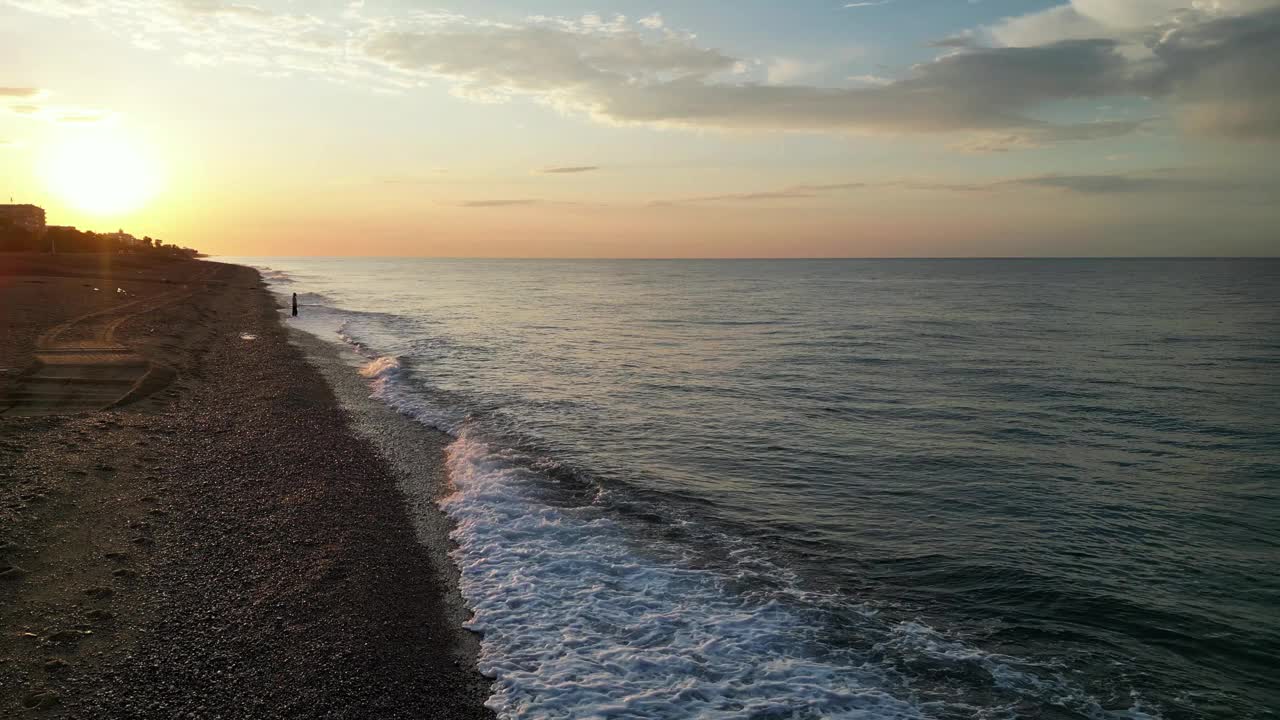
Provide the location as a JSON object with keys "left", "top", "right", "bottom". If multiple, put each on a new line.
{"left": 0, "top": 255, "right": 493, "bottom": 718}
{"left": 284, "top": 321, "right": 483, "bottom": 671}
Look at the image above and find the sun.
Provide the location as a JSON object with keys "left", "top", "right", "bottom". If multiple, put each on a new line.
{"left": 41, "top": 130, "right": 162, "bottom": 216}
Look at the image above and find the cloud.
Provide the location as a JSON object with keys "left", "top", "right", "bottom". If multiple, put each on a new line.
{"left": 795, "top": 182, "right": 869, "bottom": 192}
{"left": 990, "top": 173, "right": 1232, "bottom": 194}
{"left": 845, "top": 1, "right": 892, "bottom": 7}
{"left": 10, "top": 1, "right": 1280, "bottom": 144}
{"left": 953, "top": 119, "right": 1150, "bottom": 152}
{"left": 637, "top": 13, "right": 664, "bottom": 30}
{"left": 931, "top": 170, "right": 1267, "bottom": 195}
{"left": 987, "top": 1, "right": 1278, "bottom": 48}
{"left": 2, "top": 83, "right": 110, "bottom": 123}
{"left": 655, "top": 171, "right": 1266, "bottom": 205}
{"left": 363, "top": 22, "right": 738, "bottom": 91}
{"left": 363, "top": 22, "right": 1141, "bottom": 147}
{"left": 766, "top": 57, "right": 825, "bottom": 84}
{"left": 0, "top": 87, "right": 44, "bottom": 98}
{"left": 931, "top": 33, "right": 978, "bottom": 48}
{"left": 5, "top": 0, "right": 99, "bottom": 17}
{"left": 847, "top": 74, "right": 892, "bottom": 86}
{"left": 460, "top": 199, "right": 541, "bottom": 207}
{"left": 655, "top": 181, "right": 879, "bottom": 206}
{"left": 6, "top": 102, "right": 114, "bottom": 124}
{"left": 987, "top": 4, "right": 1113, "bottom": 48}
{"left": 654, "top": 190, "right": 817, "bottom": 206}
{"left": 985, "top": 1, "right": 1280, "bottom": 139}
{"left": 541, "top": 166, "right": 600, "bottom": 174}
{"left": 1142, "top": 6, "right": 1280, "bottom": 140}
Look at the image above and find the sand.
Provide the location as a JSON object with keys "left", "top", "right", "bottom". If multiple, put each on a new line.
{"left": 0, "top": 254, "right": 493, "bottom": 718}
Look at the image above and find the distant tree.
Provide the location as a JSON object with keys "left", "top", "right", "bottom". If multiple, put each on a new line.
{"left": 10, "top": 226, "right": 200, "bottom": 257}
{"left": 0, "top": 221, "right": 38, "bottom": 252}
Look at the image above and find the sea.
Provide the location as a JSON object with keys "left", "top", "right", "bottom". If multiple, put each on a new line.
{"left": 225, "top": 257, "right": 1279, "bottom": 720}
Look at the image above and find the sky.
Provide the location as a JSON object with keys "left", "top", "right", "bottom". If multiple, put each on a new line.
{"left": 2, "top": 0, "right": 1279, "bottom": 257}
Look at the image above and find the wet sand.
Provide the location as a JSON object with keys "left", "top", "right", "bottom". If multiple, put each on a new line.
{"left": 0, "top": 254, "right": 493, "bottom": 718}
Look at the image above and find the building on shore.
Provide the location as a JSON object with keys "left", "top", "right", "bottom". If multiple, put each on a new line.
{"left": 103, "top": 229, "right": 147, "bottom": 249}
{"left": 0, "top": 204, "right": 47, "bottom": 251}
{"left": 0, "top": 204, "right": 47, "bottom": 235}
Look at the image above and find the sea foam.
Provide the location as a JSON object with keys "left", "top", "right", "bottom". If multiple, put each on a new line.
{"left": 440, "top": 430, "right": 923, "bottom": 720}
{"left": 343, "top": 330, "right": 1155, "bottom": 719}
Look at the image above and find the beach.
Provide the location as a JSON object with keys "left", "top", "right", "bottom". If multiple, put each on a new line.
{"left": 0, "top": 255, "right": 492, "bottom": 718}
{"left": 5, "top": 255, "right": 1277, "bottom": 719}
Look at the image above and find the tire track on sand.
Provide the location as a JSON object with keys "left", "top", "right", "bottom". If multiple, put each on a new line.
{"left": 1, "top": 266, "right": 217, "bottom": 416}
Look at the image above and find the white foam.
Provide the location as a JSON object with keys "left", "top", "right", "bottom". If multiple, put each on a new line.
{"left": 259, "top": 268, "right": 294, "bottom": 284}
{"left": 440, "top": 430, "right": 925, "bottom": 720}
{"left": 359, "top": 355, "right": 402, "bottom": 382}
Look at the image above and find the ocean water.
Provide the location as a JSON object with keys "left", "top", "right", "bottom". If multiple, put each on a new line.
{"left": 232, "top": 258, "right": 1279, "bottom": 720}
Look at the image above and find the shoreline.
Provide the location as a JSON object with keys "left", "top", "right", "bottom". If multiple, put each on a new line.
{"left": 283, "top": 321, "right": 483, "bottom": 670}
{"left": 0, "top": 255, "right": 493, "bottom": 718}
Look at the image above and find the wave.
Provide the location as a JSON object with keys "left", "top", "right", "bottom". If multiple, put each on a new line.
{"left": 347, "top": 344, "right": 1161, "bottom": 719}
{"left": 259, "top": 268, "right": 295, "bottom": 284}
{"left": 303, "top": 301, "right": 1172, "bottom": 720}
{"left": 358, "top": 355, "right": 403, "bottom": 395}
{"left": 442, "top": 430, "right": 924, "bottom": 719}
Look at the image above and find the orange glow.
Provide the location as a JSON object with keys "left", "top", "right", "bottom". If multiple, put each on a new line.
{"left": 40, "top": 129, "right": 162, "bottom": 217}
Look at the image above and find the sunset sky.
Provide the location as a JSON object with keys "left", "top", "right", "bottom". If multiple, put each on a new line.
{"left": 3, "top": 0, "right": 1278, "bottom": 257}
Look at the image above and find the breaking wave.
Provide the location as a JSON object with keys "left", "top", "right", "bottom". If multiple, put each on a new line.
{"left": 345, "top": 329, "right": 1162, "bottom": 720}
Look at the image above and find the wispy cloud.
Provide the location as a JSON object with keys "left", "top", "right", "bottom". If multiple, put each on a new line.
{"left": 653, "top": 190, "right": 817, "bottom": 206}
{"left": 540, "top": 166, "right": 600, "bottom": 175}
{"left": 0, "top": 87, "right": 45, "bottom": 98}
{"left": 1002, "top": 173, "right": 1255, "bottom": 195}
{"left": 7, "top": 104, "right": 114, "bottom": 124}
{"left": 847, "top": 74, "right": 892, "bottom": 86}
{"left": 654, "top": 171, "right": 1269, "bottom": 205}
{"left": 460, "top": 199, "right": 541, "bottom": 207}
{"left": 3, "top": 86, "right": 114, "bottom": 124}
{"left": 845, "top": 1, "right": 893, "bottom": 8}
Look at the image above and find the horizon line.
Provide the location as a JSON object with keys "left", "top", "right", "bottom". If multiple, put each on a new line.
{"left": 210, "top": 255, "right": 1280, "bottom": 261}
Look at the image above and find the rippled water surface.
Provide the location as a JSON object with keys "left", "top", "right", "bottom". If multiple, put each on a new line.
{"left": 230, "top": 258, "right": 1280, "bottom": 719}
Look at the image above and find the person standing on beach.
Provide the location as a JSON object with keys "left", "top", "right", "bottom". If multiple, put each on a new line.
{"left": 292, "top": 292, "right": 298, "bottom": 317}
